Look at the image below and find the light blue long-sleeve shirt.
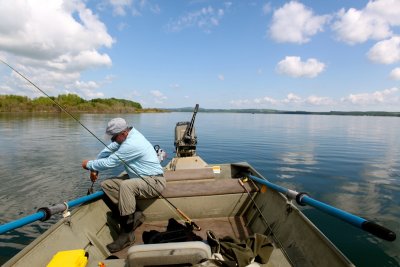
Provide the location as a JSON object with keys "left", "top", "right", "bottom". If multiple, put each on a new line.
{"left": 86, "top": 127, "right": 163, "bottom": 177}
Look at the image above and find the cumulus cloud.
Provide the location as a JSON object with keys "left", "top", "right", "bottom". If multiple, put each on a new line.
{"left": 283, "top": 93, "right": 303, "bottom": 103}
{"left": 230, "top": 93, "right": 335, "bottom": 108}
{"left": 332, "top": 0, "right": 400, "bottom": 44}
{"left": 0, "top": 84, "right": 13, "bottom": 94}
{"left": 0, "top": 1, "right": 113, "bottom": 62}
{"left": 254, "top": 96, "right": 278, "bottom": 105}
{"left": 269, "top": 1, "right": 330, "bottom": 44}
{"left": 0, "top": 0, "right": 114, "bottom": 98}
{"left": 367, "top": 36, "right": 400, "bottom": 64}
{"left": 230, "top": 89, "right": 400, "bottom": 110}
{"left": 276, "top": 56, "right": 325, "bottom": 78}
{"left": 150, "top": 90, "right": 167, "bottom": 104}
{"left": 306, "top": 95, "right": 335, "bottom": 106}
{"left": 65, "top": 80, "right": 105, "bottom": 99}
{"left": 341, "top": 87, "right": 399, "bottom": 105}
{"left": 389, "top": 68, "right": 400, "bottom": 80}
{"left": 165, "top": 3, "right": 230, "bottom": 33}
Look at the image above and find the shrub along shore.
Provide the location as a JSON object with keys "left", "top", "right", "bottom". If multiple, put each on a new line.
{"left": 0, "top": 94, "right": 162, "bottom": 113}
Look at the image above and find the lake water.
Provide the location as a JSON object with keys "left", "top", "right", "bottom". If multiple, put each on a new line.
{"left": 0, "top": 112, "right": 399, "bottom": 266}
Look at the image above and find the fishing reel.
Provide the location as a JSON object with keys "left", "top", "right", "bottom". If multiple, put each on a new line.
{"left": 154, "top": 145, "right": 167, "bottom": 162}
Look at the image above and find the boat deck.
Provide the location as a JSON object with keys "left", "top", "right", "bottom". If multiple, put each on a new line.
{"left": 113, "top": 216, "right": 252, "bottom": 259}
{"left": 4, "top": 160, "right": 352, "bottom": 267}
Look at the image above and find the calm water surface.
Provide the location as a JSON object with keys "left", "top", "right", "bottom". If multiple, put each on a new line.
{"left": 0, "top": 113, "right": 399, "bottom": 266}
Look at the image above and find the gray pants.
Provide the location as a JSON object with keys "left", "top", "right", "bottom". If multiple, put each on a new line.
{"left": 101, "top": 173, "right": 166, "bottom": 216}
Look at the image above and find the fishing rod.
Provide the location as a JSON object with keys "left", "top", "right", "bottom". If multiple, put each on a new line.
{"left": 247, "top": 174, "right": 396, "bottom": 242}
{"left": 0, "top": 59, "right": 200, "bottom": 232}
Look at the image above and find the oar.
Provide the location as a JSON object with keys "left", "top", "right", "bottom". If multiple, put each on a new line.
{"left": 0, "top": 191, "right": 104, "bottom": 235}
{"left": 247, "top": 175, "right": 396, "bottom": 242}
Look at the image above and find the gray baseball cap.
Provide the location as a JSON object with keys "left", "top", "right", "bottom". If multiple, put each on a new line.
{"left": 105, "top": 118, "right": 128, "bottom": 138}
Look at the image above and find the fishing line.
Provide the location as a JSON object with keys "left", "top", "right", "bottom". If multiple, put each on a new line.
{"left": 0, "top": 58, "right": 198, "bottom": 228}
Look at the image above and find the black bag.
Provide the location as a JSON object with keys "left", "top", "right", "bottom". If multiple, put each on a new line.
{"left": 143, "top": 218, "right": 203, "bottom": 244}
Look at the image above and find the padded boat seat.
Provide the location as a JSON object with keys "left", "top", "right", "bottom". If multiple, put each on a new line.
{"left": 164, "top": 168, "right": 215, "bottom": 181}
{"left": 127, "top": 241, "right": 211, "bottom": 267}
{"left": 160, "top": 178, "right": 259, "bottom": 198}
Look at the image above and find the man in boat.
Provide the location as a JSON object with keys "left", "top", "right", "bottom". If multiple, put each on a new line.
{"left": 82, "top": 117, "right": 166, "bottom": 253}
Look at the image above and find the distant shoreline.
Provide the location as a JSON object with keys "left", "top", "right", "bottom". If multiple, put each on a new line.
{"left": 166, "top": 108, "right": 400, "bottom": 117}
{"left": 1, "top": 94, "right": 398, "bottom": 117}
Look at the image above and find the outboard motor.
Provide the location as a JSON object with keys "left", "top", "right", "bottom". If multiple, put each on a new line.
{"left": 174, "top": 104, "right": 199, "bottom": 157}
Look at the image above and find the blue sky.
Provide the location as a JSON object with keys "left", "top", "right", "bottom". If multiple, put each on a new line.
{"left": 0, "top": 0, "right": 399, "bottom": 111}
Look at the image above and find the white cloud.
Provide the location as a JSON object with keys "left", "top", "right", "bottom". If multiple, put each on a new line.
{"left": 306, "top": 95, "right": 335, "bottom": 106}
{"left": 65, "top": 80, "right": 104, "bottom": 99}
{"left": 218, "top": 74, "right": 225, "bottom": 81}
{"left": 332, "top": 0, "right": 400, "bottom": 44}
{"left": 254, "top": 96, "right": 278, "bottom": 105}
{"left": 283, "top": 93, "right": 302, "bottom": 103}
{"left": 276, "top": 56, "right": 325, "bottom": 78}
{"left": 230, "top": 89, "right": 399, "bottom": 110}
{"left": 0, "top": 84, "right": 13, "bottom": 94}
{"left": 231, "top": 93, "right": 333, "bottom": 107}
{"left": 389, "top": 68, "right": 400, "bottom": 80}
{"left": 367, "top": 36, "right": 400, "bottom": 64}
{"left": 0, "top": 0, "right": 113, "bottom": 98}
{"left": 341, "top": 87, "right": 399, "bottom": 105}
{"left": 166, "top": 4, "right": 230, "bottom": 33}
{"left": 269, "top": 1, "right": 330, "bottom": 44}
{"left": 70, "top": 80, "right": 99, "bottom": 90}
{"left": 109, "top": 0, "right": 132, "bottom": 16}
{"left": 0, "top": 0, "right": 113, "bottom": 61}
{"left": 150, "top": 90, "right": 167, "bottom": 104}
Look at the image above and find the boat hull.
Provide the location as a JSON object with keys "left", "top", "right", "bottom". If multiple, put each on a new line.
{"left": 4, "top": 160, "right": 354, "bottom": 267}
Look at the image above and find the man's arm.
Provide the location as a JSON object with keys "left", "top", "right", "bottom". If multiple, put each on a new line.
{"left": 85, "top": 152, "right": 123, "bottom": 171}
{"left": 96, "top": 142, "right": 120, "bottom": 159}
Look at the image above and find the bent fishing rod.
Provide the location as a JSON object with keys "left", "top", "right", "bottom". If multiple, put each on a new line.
{"left": 246, "top": 175, "right": 396, "bottom": 242}
{"left": 0, "top": 59, "right": 200, "bottom": 233}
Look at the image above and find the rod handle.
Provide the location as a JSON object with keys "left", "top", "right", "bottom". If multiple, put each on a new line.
{"left": 362, "top": 221, "right": 396, "bottom": 241}
{"left": 176, "top": 208, "right": 201, "bottom": 231}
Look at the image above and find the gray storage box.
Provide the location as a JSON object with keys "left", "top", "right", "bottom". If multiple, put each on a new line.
{"left": 127, "top": 241, "right": 211, "bottom": 267}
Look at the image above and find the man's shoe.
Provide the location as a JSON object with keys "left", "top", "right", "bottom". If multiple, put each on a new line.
{"left": 106, "top": 231, "right": 135, "bottom": 253}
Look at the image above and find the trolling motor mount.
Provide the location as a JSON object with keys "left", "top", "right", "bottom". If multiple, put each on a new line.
{"left": 174, "top": 104, "right": 199, "bottom": 157}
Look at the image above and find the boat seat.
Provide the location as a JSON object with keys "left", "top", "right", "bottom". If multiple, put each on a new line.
{"left": 164, "top": 168, "right": 215, "bottom": 181}
{"left": 127, "top": 241, "right": 211, "bottom": 267}
{"left": 160, "top": 178, "right": 259, "bottom": 198}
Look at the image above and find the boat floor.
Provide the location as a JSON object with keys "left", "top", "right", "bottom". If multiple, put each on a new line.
{"left": 112, "top": 216, "right": 252, "bottom": 259}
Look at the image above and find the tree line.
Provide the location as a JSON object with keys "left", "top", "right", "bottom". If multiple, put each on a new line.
{"left": 167, "top": 108, "right": 400, "bottom": 117}
{"left": 0, "top": 94, "right": 149, "bottom": 113}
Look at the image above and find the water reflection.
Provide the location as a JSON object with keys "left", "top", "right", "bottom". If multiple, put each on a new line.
{"left": 0, "top": 113, "right": 399, "bottom": 266}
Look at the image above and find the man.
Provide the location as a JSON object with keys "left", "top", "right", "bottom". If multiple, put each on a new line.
{"left": 82, "top": 118, "right": 166, "bottom": 253}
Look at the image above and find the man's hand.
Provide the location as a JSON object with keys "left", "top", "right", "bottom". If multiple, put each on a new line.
{"left": 82, "top": 160, "right": 89, "bottom": 170}
{"left": 90, "top": 171, "right": 99, "bottom": 182}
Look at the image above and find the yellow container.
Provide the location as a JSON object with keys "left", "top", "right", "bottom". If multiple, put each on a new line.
{"left": 47, "top": 249, "right": 88, "bottom": 267}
